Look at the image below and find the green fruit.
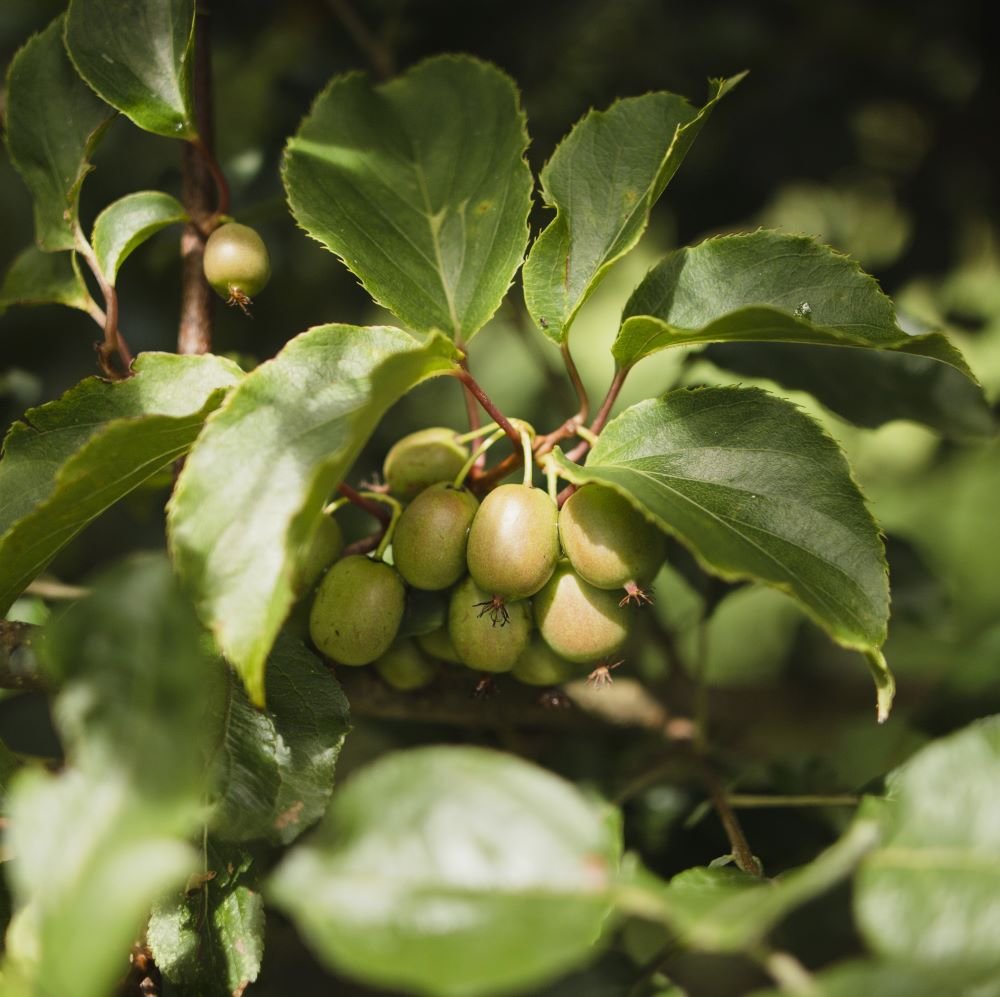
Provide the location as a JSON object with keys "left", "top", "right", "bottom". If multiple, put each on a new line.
{"left": 559, "top": 485, "right": 666, "bottom": 591}
{"left": 294, "top": 514, "right": 343, "bottom": 595}
{"left": 203, "top": 222, "right": 271, "bottom": 304}
{"left": 511, "top": 639, "right": 581, "bottom": 686}
{"left": 374, "top": 640, "right": 439, "bottom": 690}
{"left": 383, "top": 428, "right": 468, "bottom": 501}
{"left": 392, "top": 483, "right": 479, "bottom": 590}
{"left": 416, "top": 626, "right": 463, "bottom": 664}
{"left": 448, "top": 576, "right": 532, "bottom": 673}
{"left": 534, "top": 562, "right": 631, "bottom": 663}
{"left": 309, "top": 555, "right": 405, "bottom": 665}
{"left": 466, "top": 484, "right": 559, "bottom": 600}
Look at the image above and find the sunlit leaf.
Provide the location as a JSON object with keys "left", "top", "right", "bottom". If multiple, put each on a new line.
{"left": 92, "top": 190, "right": 188, "bottom": 283}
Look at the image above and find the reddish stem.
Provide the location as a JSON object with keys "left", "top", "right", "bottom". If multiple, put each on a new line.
{"left": 338, "top": 483, "right": 391, "bottom": 525}
{"left": 452, "top": 369, "right": 521, "bottom": 447}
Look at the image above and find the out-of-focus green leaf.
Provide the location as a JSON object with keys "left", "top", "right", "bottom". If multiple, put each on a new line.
{"left": 92, "top": 191, "right": 188, "bottom": 283}
{"left": 148, "top": 841, "right": 265, "bottom": 997}
{"left": 209, "top": 633, "right": 351, "bottom": 845}
{"left": 615, "top": 232, "right": 980, "bottom": 382}
{"left": 704, "top": 341, "right": 995, "bottom": 438}
{"left": 2, "top": 555, "right": 226, "bottom": 997}
{"left": 283, "top": 55, "right": 532, "bottom": 342}
{"left": 168, "top": 325, "right": 459, "bottom": 706}
{"left": 523, "top": 76, "right": 743, "bottom": 343}
{"left": 550, "top": 385, "right": 893, "bottom": 720}
{"left": 64, "top": 0, "right": 197, "bottom": 139}
{"left": 855, "top": 716, "right": 1000, "bottom": 973}
{"left": 269, "top": 746, "right": 620, "bottom": 997}
{"left": 0, "top": 353, "right": 243, "bottom": 616}
{"left": 4, "top": 16, "right": 114, "bottom": 250}
{"left": 0, "top": 247, "right": 97, "bottom": 315}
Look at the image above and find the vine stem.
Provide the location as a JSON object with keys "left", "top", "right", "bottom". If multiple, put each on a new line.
{"left": 337, "top": 482, "right": 391, "bottom": 526}
{"left": 451, "top": 369, "right": 521, "bottom": 447}
{"left": 700, "top": 763, "right": 762, "bottom": 876}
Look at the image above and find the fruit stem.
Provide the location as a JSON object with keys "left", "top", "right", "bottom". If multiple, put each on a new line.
{"left": 454, "top": 428, "right": 506, "bottom": 487}
{"left": 561, "top": 340, "right": 590, "bottom": 425}
{"left": 337, "top": 482, "right": 392, "bottom": 525}
{"left": 545, "top": 462, "right": 560, "bottom": 503}
{"left": 563, "top": 365, "right": 632, "bottom": 464}
{"left": 452, "top": 369, "right": 521, "bottom": 448}
{"left": 520, "top": 430, "right": 534, "bottom": 488}
{"left": 456, "top": 423, "right": 498, "bottom": 444}
{"left": 322, "top": 498, "right": 350, "bottom": 515}
{"left": 368, "top": 493, "right": 403, "bottom": 559}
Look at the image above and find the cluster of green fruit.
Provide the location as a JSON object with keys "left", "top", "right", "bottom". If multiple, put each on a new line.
{"left": 302, "top": 427, "right": 667, "bottom": 691}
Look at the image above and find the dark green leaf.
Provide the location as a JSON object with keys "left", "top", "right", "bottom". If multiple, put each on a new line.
{"left": 704, "top": 341, "right": 995, "bottom": 439}
{"left": 64, "top": 0, "right": 197, "bottom": 139}
{"left": 523, "top": 76, "right": 743, "bottom": 343}
{"left": 615, "top": 232, "right": 979, "bottom": 377}
{"left": 855, "top": 716, "right": 1000, "bottom": 973}
{"left": 269, "top": 746, "right": 620, "bottom": 997}
{"left": 283, "top": 55, "right": 532, "bottom": 341}
{"left": 0, "top": 246, "right": 98, "bottom": 316}
{"left": 92, "top": 191, "right": 188, "bottom": 283}
{"left": 210, "top": 633, "right": 351, "bottom": 845}
{"left": 3, "top": 556, "right": 225, "bottom": 997}
{"left": 550, "top": 386, "right": 894, "bottom": 720}
{"left": 148, "top": 841, "right": 265, "bottom": 997}
{"left": 169, "top": 324, "right": 459, "bottom": 705}
{"left": 4, "top": 16, "right": 114, "bottom": 250}
{"left": 0, "top": 353, "right": 243, "bottom": 616}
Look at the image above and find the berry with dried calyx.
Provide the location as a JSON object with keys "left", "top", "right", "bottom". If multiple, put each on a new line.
{"left": 203, "top": 222, "right": 271, "bottom": 311}
{"left": 448, "top": 576, "right": 532, "bottom": 673}
{"left": 382, "top": 428, "right": 468, "bottom": 501}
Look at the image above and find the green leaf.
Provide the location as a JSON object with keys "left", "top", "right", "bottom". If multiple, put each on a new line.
{"left": 4, "top": 16, "right": 114, "bottom": 250}
{"left": 523, "top": 75, "right": 743, "bottom": 343}
{"left": 64, "top": 0, "right": 197, "bottom": 139}
{"left": 550, "top": 386, "right": 893, "bottom": 719}
{"left": 0, "top": 352, "right": 243, "bottom": 616}
{"left": 283, "top": 55, "right": 532, "bottom": 341}
{"left": 615, "top": 232, "right": 982, "bottom": 389}
{"left": 169, "top": 324, "right": 459, "bottom": 705}
{"left": 148, "top": 840, "right": 265, "bottom": 997}
{"left": 704, "top": 341, "right": 995, "bottom": 439}
{"left": 269, "top": 746, "right": 620, "bottom": 997}
{"left": 0, "top": 246, "right": 97, "bottom": 315}
{"left": 3, "top": 555, "right": 226, "bottom": 997}
{"left": 209, "top": 633, "right": 351, "bottom": 845}
{"left": 855, "top": 715, "right": 1000, "bottom": 973}
{"left": 93, "top": 191, "right": 188, "bottom": 283}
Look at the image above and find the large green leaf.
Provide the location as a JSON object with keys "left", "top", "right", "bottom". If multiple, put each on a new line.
{"left": 0, "top": 246, "right": 98, "bottom": 316}
{"left": 550, "top": 386, "right": 894, "bottom": 720}
{"left": 269, "top": 746, "right": 620, "bottom": 997}
{"left": 283, "top": 55, "right": 532, "bottom": 342}
{"left": 168, "top": 324, "right": 459, "bottom": 705}
{"left": 4, "top": 16, "right": 114, "bottom": 250}
{"left": 704, "top": 340, "right": 995, "bottom": 438}
{"left": 0, "top": 353, "right": 243, "bottom": 616}
{"left": 522, "top": 76, "right": 743, "bottom": 343}
{"left": 209, "top": 633, "right": 351, "bottom": 845}
{"left": 148, "top": 840, "right": 265, "bottom": 997}
{"left": 64, "top": 0, "right": 198, "bottom": 139}
{"left": 92, "top": 190, "right": 188, "bottom": 283}
{"left": 615, "top": 232, "right": 980, "bottom": 376}
{"left": 855, "top": 716, "right": 1000, "bottom": 973}
{"left": 2, "top": 555, "right": 226, "bottom": 997}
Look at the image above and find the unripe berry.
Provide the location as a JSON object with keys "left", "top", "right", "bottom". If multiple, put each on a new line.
{"left": 309, "top": 555, "right": 405, "bottom": 665}
{"left": 294, "top": 514, "right": 343, "bottom": 595}
{"left": 511, "top": 639, "right": 582, "bottom": 687}
{"left": 559, "top": 485, "right": 666, "bottom": 594}
{"left": 382, "top": 428, "right": 468, "bottom": 501}
{"left": 391, "top": 483, "right": 479, "bottom": 591}
{"left": 374, "top": 640, "right": 439, "bottom": 690}
{"left": 416, "top": 626, "right": 463, "bottom": 664}
{"left": 466, "top": 484, "right": 559, "bottom": 600}
{"left": 203, "top": 222, "right": 271, "bottom": 307}
{"left": 533, "top": 562, "right": 631, "bottom": 663}
{"left": 448, "top": 576, "right": 532, "bottom": 673}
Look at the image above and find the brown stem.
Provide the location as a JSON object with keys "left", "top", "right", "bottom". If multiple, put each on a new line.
{"left": 327, "top": 0, "right": 395, "bottom": 79}
{"left": 701, "top": 764, "right": 762, "bottom": 876}
{"left": 75, "top": 235, "right": 132, "bottom": 378}
{"left": 178, "top": 6, "right": 220, "bottom": 356}
{"left": 452, "top": 369, "right": 521, "bottom": 447}
{"left": 337, "top": 482, "right": 391, "bottom": 525}
{"left": 561, "top": 341, "right": 589, "bottom": 425}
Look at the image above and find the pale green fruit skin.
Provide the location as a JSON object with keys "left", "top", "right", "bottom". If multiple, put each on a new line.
{"left": 294, "top": 514, "right": 343, "bottom": 595}
{"left": 559, "top": 485, "right": 666, "bottom": 590}
{"left": 392, "top": 483, "right": 479, "bottom": 590}
{"left": 534, "top": 562, "right": 631, "bottom": 663}
{"left": 374, "top": 640, "right": 439, "bottom": 690}
{"left": 511, "top": 639, "right": 581, "bottom": 687}
{"left": 203, "top": 222, "right": 271, "bottom": 299}
{"left": 416, "top": 626, "right": 463, "bottom": 664}
{"left": 309, "top": 555, "right": 405, "bottom": 666}
{"left": 382, "top": 428, "right": 468, "bottom": 501}
{"left": 448, "top": 576, "right": 532, "bottom": 673}
{"left": 466, "top": 484, "right": 559, "bottom": 599}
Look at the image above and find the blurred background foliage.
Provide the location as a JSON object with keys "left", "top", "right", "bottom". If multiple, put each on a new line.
{"left": 2, "top": 1, "right": 998, "bottom": 992}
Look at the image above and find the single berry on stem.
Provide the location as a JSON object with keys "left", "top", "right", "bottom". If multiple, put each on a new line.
{"left": 203, "top": 222, "right": 271, "bottom": 312}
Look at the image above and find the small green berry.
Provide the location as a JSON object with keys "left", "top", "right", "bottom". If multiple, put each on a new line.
{"left": 203, "top": 222, "right": 271, "bottom": 309}
{"left": 382, "top": 428, "right": 468, "bottom": 501}
{"left": 448, "top": 576, "right": 532, "bottom": 673}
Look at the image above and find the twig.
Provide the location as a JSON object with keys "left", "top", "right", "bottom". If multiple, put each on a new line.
{"left": 74, "top": 231, "right": 133, "bottom": 378}
{"left": 24, "top": 578, "right": 90, "bottom": 601}
{"left": 701, "top": 763, "right": 762, "bottom": 876}
{"left": 728, "top": 794, "right": 860, "bottom": 809}
{"left": 337, "top": 482, "right": 391, "bottom": 525}
{"left": 327, "top": 0, "right": 395, "bottom": 79}
{"left": 452, "top": 369, "right": 521, "bottom": 447}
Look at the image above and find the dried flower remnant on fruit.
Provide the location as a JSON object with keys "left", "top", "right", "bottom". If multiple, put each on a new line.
{"left": 203, "top": 222, "right": 271, "bottom": 312}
